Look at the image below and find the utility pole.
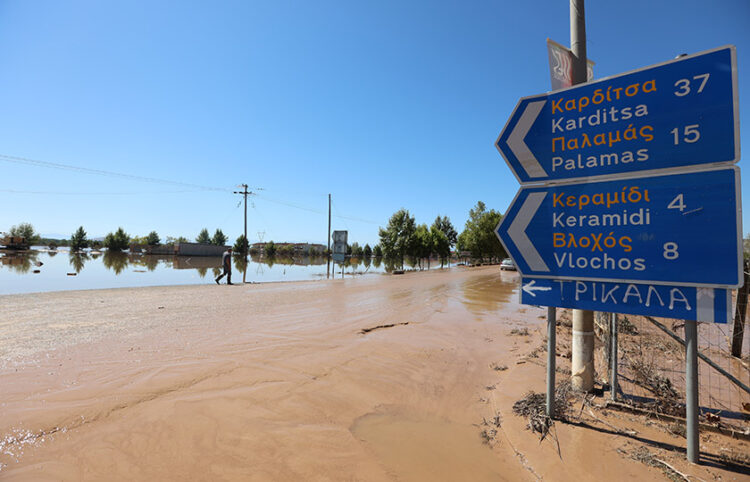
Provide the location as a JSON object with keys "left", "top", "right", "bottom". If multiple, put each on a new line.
{"left": 233, "top": 184, "right": 251, "bottom": 250}
{"left": 234, "top": 184, "right": 251, "bottom": 283}
{"left": 327, "top": 194, "right": 332, "bottom": 279}
{"left": 569, "top": 0, "right": 595, "bottom": 393}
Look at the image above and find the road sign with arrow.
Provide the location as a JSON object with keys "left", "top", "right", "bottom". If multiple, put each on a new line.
{"left": 496, "top": 167, "right": 742, "bottom": 288}
{"left": 496, "top": 46, "right": 738, "bottom": 184}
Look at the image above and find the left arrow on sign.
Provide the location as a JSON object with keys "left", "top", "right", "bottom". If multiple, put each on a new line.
{"left": 503, "top": 100, "right": 547, "bottom": 179}
{"left": 522, "top": 279, "right": 552, "bottom": 297}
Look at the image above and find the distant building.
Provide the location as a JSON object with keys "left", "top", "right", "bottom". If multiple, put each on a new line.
{"left": 251, "top": 242, "right": 326, "bottom": 255}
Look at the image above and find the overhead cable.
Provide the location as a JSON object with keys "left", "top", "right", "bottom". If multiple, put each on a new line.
{"left": 0, "top": 153, "right": 231, "bottom": 192}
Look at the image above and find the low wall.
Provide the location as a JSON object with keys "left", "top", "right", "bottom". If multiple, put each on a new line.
{"left": 175, "top": 243, "right": 229, "bottom": 257}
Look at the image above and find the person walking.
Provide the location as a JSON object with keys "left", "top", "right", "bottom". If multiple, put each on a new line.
{"left": 215, "top": 247, "right": 233, "bottom": 285}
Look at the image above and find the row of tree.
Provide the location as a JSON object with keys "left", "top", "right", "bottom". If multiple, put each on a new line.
{"left": 378, "top": 212, "right": 458, "bottom": 269}
{"left": 377, "top": 201, "right": 506, "bottom": 269}
{"left": 11, "top": 200, "right": 506, "bottom": 261}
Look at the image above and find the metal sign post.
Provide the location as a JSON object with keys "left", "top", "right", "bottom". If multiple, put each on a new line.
{"left": 685, "top": 320, "right": 699, "bottom": 462}
{"left": 546, "top": 306, "right": 556, "bottom": 417}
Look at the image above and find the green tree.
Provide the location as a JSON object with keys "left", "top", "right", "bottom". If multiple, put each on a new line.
{"left": 410, "top": 224, "right": 432, "bottom": 269}
{"left": 146, "top": 231, "right": 161, "bottom": 246}
{"left": 432, "top": 215, "right": 457, "bottom": 248}
{"left": 373, "top": 244, "right": 383, "bottom": 257}
{"left": 431, "top": 225, "right": 451, "bottom": 267}
{"left": 458, "top": 201, "right": 506, "bottom": 262}
{"left": 130, "top": 235, "right": 148, "bottom": 245}
{"left": 211, "top": 229, "right": 227, "bottom": 246}
{"left": 196, "top": 228, "right": 211, "bottom": 244}
{"left": 165, "top": 236, "right": 190, "bottom": 245}
{"left": 350, "top": 242, "right": 363, "bottom": 257}
{"left": 9, "top": 222, "right": 40, "bottom": 245}
{"left": 104, "top": 227, "right": 130, "bottom": 251}
{"left": 378, "top": 209, "right": 416, "bottom": 269}
{"left": 233, "top": 234, "right": 249, "bottom": 254}
{"left": 277, "top": 244, "right": 295, "bottom": 257}
{"left": 363, "top": 244, "right": 372, "bottom": 258}
{"left": 265, "top": 240, "right": 277, "bottom": 257}
{"left": 70, "top": 226, "right": 89, "bottom": 252}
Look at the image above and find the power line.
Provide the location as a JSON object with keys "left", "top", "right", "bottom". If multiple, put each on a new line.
{"left": 255, "top": 193, "right": 380, "bottom": 225}
{"left": 0, "top": 188, "right": 206, "bottom": 196}
{"left": 0, "top": 152, "right": 381, "bottom": 225}
{"left": 0, "top": 153, "right": 232, "bottom": 192}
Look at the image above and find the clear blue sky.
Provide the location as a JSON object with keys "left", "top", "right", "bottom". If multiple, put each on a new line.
{"left": 1, "top": 0, "right": 748, "bottom": 247}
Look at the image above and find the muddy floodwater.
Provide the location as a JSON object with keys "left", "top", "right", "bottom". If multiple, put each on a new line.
{"left": 0, "top": 248, "right": 388, "bottom": 295}
{"left": 0, "top": 267, "right": 540, "bottom": 480}
{"left": 1, "top": 266, "right": 744, "bottom": 481}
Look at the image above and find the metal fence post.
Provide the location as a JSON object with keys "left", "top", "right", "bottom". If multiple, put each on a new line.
{"left": 610, "top": 312, "right": 618, "bottom": 400}
{"left": 547, "top": 306, "right": 557, "bottom": 418}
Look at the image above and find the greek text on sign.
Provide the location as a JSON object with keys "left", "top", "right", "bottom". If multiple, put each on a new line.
{"left": 520, "top": 277, "right": 732, "bottom": 323}
{"left": 495, "top": 167, "right": 741, "bottom": 288}
{"left": 496, "top": 46, "right": 738, "bottom": 184}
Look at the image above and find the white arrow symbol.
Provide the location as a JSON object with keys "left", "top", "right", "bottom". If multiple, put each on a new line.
{"left": 508, "top": 192, "right": 549, "bottom": 272}
{"left": 507, "top": 100, "right": 547, "bottom": 179}
{"left": 522, "top": 279, "right": 552, "bottom": 297}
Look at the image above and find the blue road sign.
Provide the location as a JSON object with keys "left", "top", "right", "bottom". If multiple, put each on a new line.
{"left": 496, "top": 46, "right": 739, "bottom": 184}
{"left": 519, "top": 277, "right": 732, "bottom": 323}
{"left": 496, "top": 167, "right": 742, "bottom": 288}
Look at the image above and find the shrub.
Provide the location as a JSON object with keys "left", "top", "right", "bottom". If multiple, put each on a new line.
{"left": 104, "top": 227, "right": 130, "bottom": 251}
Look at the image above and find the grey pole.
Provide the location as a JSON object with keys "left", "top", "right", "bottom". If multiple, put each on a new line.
{"left": 685, "top": 320, "right": 699, "bottom": 462}
{"left": 327, "top": 194, "right": 332, "bottom": 279}
{"left": 243, "top": 183, "right": 248, "bottom": 245}
{"left": 570, "top": 0, "right": 587, "bottom": 84}
{"left": 569, "top": 0, "right": 595, "bottom": 393}
{"left": 610, "top": 313, "right": 618, "bottom": 400}
{"left": 547, "top": 306, "right": 556, "bottom": 418}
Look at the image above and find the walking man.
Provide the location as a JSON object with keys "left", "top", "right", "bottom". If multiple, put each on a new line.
{"left": 215, "top": 247, "right": 233, "bottom": 285}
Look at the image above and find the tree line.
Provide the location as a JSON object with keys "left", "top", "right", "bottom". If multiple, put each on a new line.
{"left": 378, "top": 201, "right": 506, "bottom": 269}
{"left": 8, "top": 200, "right": 507, "bottom": 262}
{"left": 4, "top": 223, "right": 240, "bottom": 253}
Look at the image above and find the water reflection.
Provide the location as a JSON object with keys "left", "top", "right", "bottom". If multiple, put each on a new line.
{"left": 0, "top": 248, "right": 389, "bottom": 295}
{"left": 102, "top": 251, "right": 129, "bottom": 275}
{"left": 460, "top": 273, "right": 516, "bottom": 317}
{"left": 0, "top": 250, "right": 39, "bottom": 274}
{"left": 69, "top": 252, "right": 89, "bottom": 274}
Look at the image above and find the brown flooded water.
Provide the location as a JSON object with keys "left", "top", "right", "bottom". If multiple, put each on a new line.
{"left": 1, "top": 267, "right": 535, "bottom": 480}
{"left": 351, "top": 408, "right": 515, "bottom": 481}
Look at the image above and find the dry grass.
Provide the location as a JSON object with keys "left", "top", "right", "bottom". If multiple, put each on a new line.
{"left": 512, "top": 381, "right": 572, "bottom": 440}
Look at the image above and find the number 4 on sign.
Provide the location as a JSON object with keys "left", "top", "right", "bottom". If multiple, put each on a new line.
{"left": 668, "top": 194, "right": 686, "bottom": 212}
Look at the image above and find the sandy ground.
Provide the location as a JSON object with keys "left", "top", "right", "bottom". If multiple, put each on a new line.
{"left": 1, "top": 266, "right": 748, "bottom": 480}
